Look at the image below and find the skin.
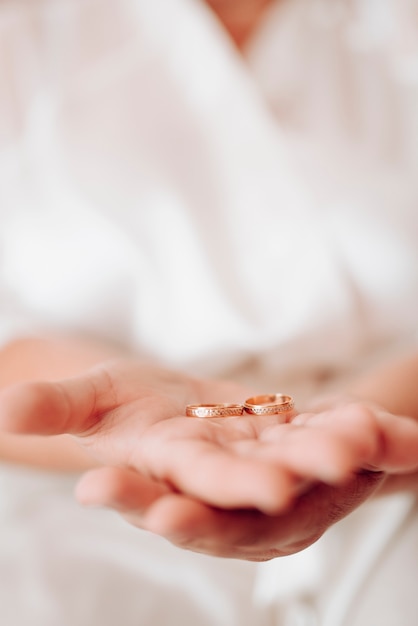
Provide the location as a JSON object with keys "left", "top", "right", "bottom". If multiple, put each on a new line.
{"left": 0, "top": 336, "right": 417, "bottom": 560}
{"left": 205, "top": 0, "right": 277, "bottom": 48}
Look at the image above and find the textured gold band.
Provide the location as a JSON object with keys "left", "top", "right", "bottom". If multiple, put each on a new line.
{"left": 243, "top": 394, "right": 294, "bottom": 416}
{"left": 186, "top": 403, "right": 244, "bottom": 418}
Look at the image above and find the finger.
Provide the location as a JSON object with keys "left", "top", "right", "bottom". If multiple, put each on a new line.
{"left": 297, "top": 403, "right": 418, "bottom": 473}
{"left": 144, "top": 471, "right": 385, "bottom": 560}
{"left": 252, "top": 423, "right": 374, "bottom": 483}
{"left": 143, "top": 495, "right": 304, "bottom": 560}
{"left": 75, "top": 467, "right": 170, "bottom": 514}
{"left": 142, "top": 495, "right": 265, "bottom": 558}
{"left": 291, "top": 405, "right": 382, "bottom": 466}
{"left": 139, "top": 437, "right": 299, "bottom": 514}
{"left": 0, "top": 366, "right": 118, "bottom": 436}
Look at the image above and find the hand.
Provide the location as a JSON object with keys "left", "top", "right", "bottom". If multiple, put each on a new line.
{"left": 74, "top": 465, "right": 384, "bottom": 561}
{"left": 73, "top": 397, "right": 418, "bottom": 561}
{"left": 2, "top": 363, "right": 417, "bottom": 561}
{"left": 0, "top": 360, "right": 390, "bottom": 514}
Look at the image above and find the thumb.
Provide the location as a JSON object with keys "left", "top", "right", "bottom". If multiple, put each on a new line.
{"left": 0, "top": 367, "right": 117, "bottom": 436}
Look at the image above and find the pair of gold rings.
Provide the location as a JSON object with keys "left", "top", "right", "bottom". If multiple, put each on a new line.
{"left": 186, "top": 394, "right": 294, "bottom": 419}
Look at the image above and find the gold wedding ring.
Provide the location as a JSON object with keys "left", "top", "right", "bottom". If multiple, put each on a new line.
{"left": 243, "top": 394, "right": 294, "bottom": 416}
{"left": 186, "top": 403, "right": 244, "bottom": 418}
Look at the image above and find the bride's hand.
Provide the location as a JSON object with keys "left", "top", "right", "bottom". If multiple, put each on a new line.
{"left": 0, "top": 359, "right": 385, "bottom": 513}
